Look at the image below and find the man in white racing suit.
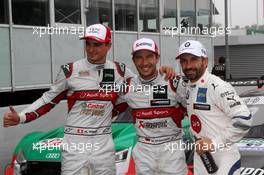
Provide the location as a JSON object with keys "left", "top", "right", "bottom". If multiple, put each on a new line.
{"left": 117, "top": 38, "right": 188, "bottom": 175}
{"left": 176, "top": 40, "right": 252, "bottom": 175}
{"left": 3, "top": 24, "right": 136, "bottom": 175}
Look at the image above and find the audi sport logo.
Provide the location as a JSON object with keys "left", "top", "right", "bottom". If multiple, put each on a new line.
{"left": 45, "top": 153, "right": 60, "bottom": 159}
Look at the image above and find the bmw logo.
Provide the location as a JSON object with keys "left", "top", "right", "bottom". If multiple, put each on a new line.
{"left": 184, "top": 42, "right": 191, "bottom": 47}
{"left": 186, "top": 90, "right": 190, "bottom": 99}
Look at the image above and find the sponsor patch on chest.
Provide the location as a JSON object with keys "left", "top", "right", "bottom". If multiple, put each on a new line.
{"left": 196, "top": 87, "right": 207, "bottom": 103}
{"left": 139, "top": 120, "right": 168, "bottom": 129}
{"left": 150, "top": 99, "right": 170, "bottom": 106}
{"left": 80, "top": 102, "right": 106, "bottom": 116}
{"left": 102, "top": 69, "right": 115, "bottom": 83}
{"left": 193, "top": 103, "right": 211, "bottom": 110}
{"left": 153, "top": 85, "right": 168, "bottom": 99}
{"left": 78, "top": 70, "right": 90, "bottom": 77}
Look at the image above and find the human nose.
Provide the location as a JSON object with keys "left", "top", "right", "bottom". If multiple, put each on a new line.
{"left": 86, "top": 45, "right": 95, "bottom": 52}
{"left": 142, "top": 57, "right": 150, "bottom": 66}
{"left": 183, "top": 60, "right": 193, "bottom": 69}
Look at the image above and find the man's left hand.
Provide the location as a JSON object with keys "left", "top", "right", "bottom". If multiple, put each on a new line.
{"left": 195, "top": 137, "right": 215, "bottom": 155}
{"left": 159, "top": 66, "right": 176, "bottom": 80}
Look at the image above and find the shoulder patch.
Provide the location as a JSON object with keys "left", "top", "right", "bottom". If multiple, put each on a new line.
{"left": 61, "top": 63, "right": 73, "bottom": 78}
{"left": 114, "top": 61, "right": 126, "bottom": 78}
{"left": 182, "top": 76, "right": 189, "bottom": 83}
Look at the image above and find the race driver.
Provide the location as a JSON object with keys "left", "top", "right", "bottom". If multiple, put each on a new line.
{"left": 3, "top": 24, "right": 174, "bottom": 175}
{"left": 176, "top": 40, "right": 252, "bottom": 175}
{"left": 117, "top": 38, "right": 188, "bottom": 175}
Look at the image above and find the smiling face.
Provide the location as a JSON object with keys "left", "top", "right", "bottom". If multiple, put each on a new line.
{"left": 85, "top": 38, "right": 112, "bottom": 64}
{"left": 179, "top": 53, "right": 208, "bottom": 83}
{"left": 132, "top": 50, "right": 159, "bottom": 80}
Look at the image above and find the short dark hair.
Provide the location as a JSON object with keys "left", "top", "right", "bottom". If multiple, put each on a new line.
{"left": 218, "top": 56, "right": 225, "bottom": 64}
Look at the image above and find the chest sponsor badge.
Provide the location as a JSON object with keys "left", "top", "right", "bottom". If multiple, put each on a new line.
{"left": 196, "top": 87, "right": 207, "bottom": 103}
{"left": 193, "top": 103, "right": 211, "bottom": 110}
{"left": 80, "top": 102, "right": 106, "bottom": 116}
{"left": 190, "top": 114, "right": 202, "bottom": 133}
{"left": 102, "top": 69, "right": 115, "bottom": 83}
{"left": 150, "top": 99, "right": 170, "bottom": 106}
{"left": 138, "top": 120, "right": 168, "bottom": 129}
{"left": 79, "top": 70, "right": 90, "bottom": 77}
{"left": 153, "top": 85, "right": 168, "bottom": 99}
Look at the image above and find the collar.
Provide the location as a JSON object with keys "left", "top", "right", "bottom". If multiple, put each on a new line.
{"left": 188, "top": 69, "right": 209, "bottom": 88}
{"left": 85, "top": 58, "right": 105, "bottom": 70}
{"left": 139, "top": 71, "right": 161, "bottom": 86}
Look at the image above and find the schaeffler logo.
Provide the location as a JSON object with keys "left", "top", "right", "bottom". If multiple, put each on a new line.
{"left": 136, "top": 42, "right": 152, "bottom": 47}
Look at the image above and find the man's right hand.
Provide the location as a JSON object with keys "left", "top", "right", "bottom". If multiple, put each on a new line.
{"left": 3, "top": 106, "right": 20, "bottom": 127}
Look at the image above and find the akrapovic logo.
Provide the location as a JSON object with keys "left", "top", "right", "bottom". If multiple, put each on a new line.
{"left": 241, "top": 167, "right": 264, "bottom": 175}
{"left": 139, "top": 120, "right": 167, "bottom": 129}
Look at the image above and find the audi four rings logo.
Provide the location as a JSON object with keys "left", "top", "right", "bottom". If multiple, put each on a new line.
{"left": 46, "top": 153, "right": 60, "bottom": 159}
{"left": 184, "top": 42, "right": 191, "bottom": 47}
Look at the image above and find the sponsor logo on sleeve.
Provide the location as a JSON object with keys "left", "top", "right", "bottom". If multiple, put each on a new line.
{"left": 220, "top": 91, "right": 235, "bottom": 98}
{"left": 211, "top": 83, "right": 218, "bottom": 90}
{"left": 227, "top": 95, "right": 241, "bottom": 108}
